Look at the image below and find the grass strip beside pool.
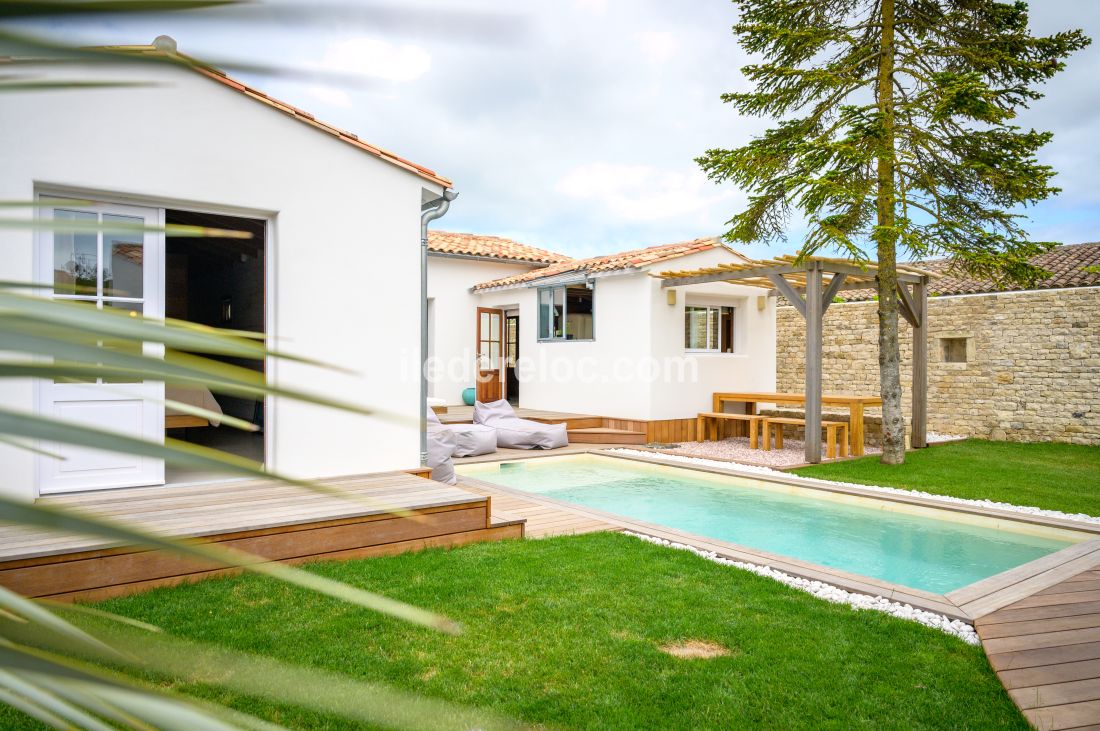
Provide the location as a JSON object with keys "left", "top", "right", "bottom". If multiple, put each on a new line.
{"left": 792, "top": 439, "right": 1100, "bottom": 517}
{"left": 2, "top": 533, "right": 1026, "bottom": 730}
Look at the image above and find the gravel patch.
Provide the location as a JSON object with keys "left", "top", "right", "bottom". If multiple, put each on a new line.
{"left": 609, "top": 448, "right": 1100, "bottom": 525}
{"left": 627, "top": 531, "right": 981, "bottom": 645}
{"left": 656, "top": 436, "right": 879, "bottom": 467}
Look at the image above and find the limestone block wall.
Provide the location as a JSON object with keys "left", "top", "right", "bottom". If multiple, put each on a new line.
{"left": 775, "top": 287, "right": 1100, "bottom": 445}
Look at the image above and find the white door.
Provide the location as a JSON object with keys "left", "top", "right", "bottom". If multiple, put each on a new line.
{"left": 36, "top": 199, "right": 165, "bottom": 494}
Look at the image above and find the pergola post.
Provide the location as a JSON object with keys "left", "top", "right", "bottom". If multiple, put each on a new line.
{"left": 911, "top": 276, "right": 929, "bottom": 449}
{"left": 804, "top": 263, "right": 823, "bottom": 463}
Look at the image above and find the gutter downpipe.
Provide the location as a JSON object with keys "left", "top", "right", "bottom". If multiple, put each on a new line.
{"left": 420, "top": 190, "right": 458, "bottom": 466}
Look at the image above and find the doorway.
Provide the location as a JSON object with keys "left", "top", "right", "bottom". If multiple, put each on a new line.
{"left": 505, "top": 313, "right": 520, "bottom": 405}
{"left": 163, "top": 209, "right": 266, "bottom": 484}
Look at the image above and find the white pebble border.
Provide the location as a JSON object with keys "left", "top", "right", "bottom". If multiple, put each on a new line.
{"left": 626, "top": 531, "right": 981, "bottom": 645}
{"left": 609, "top": 448, "right": 1100, "bottom": 526}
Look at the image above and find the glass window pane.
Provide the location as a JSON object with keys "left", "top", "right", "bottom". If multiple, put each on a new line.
{"left": 707, "top": 307, "right": 719, "bottom": 350}
{"left": 53, "top": 299, "right": 98, "bottom": 383}
{"left": 102, "top": 301, "right": 144, "bottom": 383}
{"left": 564, "top": 284, "right": 593, "bottom": 340}
{"left": 538, "top": 289, "right": 552, "bottom": 339}
{"left": 53, "top": 209, "right": 98, "bottom": 295}
{"left": 721, "top": 306, "right": 735, "bottom": 353}
{"left": 103, "top": 214, "right": 144, "bottom": 298}
{"left": 489, "top": 313, "right": 500, "bottom": 340}
{"left": 685, "top": 306, "right": 709, "bottom": 349}
{"left": 489, "top": 341, "right": 500, "bottom": 363}
{"left": 552, "top": 287, "right": 565, "bottom": 339}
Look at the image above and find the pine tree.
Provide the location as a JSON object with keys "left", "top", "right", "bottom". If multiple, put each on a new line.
{"left": 699, "top": 0, "right": 1089, "bottom": 463}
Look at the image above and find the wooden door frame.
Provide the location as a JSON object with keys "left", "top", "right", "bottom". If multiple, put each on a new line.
{"left": 476, "top": 307, "right": 505, "bottom": 403}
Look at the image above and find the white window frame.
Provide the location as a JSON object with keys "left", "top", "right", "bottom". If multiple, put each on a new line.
{"left": 537, "top": 282, "right": 595, "bottom": 342}
{"left": 684, "top": 304, "right": 736, "bottom": 353}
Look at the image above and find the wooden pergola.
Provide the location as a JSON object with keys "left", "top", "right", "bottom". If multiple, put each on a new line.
{"left": 659, "top": 255, "right": 935, "bottom": 463}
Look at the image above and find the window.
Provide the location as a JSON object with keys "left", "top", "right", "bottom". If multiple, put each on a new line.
{"left": 942, "top": 337, "right": 968, "bottom": 363}
{"left": 685, "top": 305, "right": 735, "bottom": 352}
{"left": 52, "top": 208, "right": 147, "bottom": 383}
{"left": 538, "top": 282, "right": 594, "bottom": 340}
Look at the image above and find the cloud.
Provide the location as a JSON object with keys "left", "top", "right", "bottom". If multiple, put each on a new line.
{"left": 38, "top": 0, "right": 1099, "bottom": 256}
{"left": 636, "top": 31, "right": 679, "bottom": 64}
{"left": 555, "top": 162, "right": 735, "bottom": 222}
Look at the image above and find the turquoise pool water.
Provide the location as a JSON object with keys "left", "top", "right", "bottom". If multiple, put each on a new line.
{"left": 457, "top": 454, "right": 1079, "bottom": 594}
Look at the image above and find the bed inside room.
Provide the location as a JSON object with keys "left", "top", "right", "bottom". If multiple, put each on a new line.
{"left": 164, "top": 209, "right": 266, "bottom": 484}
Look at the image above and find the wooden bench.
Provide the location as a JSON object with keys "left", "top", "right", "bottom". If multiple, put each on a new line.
{"left": 696, "top": 412, "right": 768, "bottom": 449}
{"left": 763, "top": 417, "right": 849, "bottom": 459}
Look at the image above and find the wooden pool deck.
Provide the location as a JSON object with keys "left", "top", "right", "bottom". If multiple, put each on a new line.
{"left": 977, "top": 566, "right": 1100, "bottom": 730}
{"left": 0, "top": 470, "right": 523, "bottom": 602}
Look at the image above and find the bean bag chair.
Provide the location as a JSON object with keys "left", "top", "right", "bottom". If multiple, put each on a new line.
{"left": 427, "top": 408, "right": 497, "bottom": 457}
{"left": 426, "top": 423, "right": 457, "bottom": 484}
{"left": 473, "top": 399, "right": 569, "bottom": 450}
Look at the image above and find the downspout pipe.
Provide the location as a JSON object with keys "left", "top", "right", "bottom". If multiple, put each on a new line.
{"left": 420, "top": 189, "right": 458, "bottom": 466}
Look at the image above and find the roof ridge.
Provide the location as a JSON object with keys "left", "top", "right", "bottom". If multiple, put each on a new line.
{"left": 471, "top": 235, "right": 735, "bottom": 291}
{"left": 83, "top": 42, "right": 451, "bottom": 188}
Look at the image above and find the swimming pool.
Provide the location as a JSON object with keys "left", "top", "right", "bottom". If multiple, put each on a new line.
{"left": 457, "top": 454, "right": 1086, "bottom": 594}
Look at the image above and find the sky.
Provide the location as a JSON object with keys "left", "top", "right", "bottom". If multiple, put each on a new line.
{"left": 27, "top": 0, "right": 1100, "bottom": 261}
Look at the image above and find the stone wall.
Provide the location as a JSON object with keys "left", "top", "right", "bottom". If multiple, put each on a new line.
{"left": 775, "top": 287, "right": 1100, "bottom": 445}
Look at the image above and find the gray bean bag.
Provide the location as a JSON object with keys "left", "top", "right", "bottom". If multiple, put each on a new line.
{"left": 426, "top": 423, "right": 457, "bottom": 484}
{"left": 427, "top": 408, "right": 497, "bottom": 457}
{"left": 473, "top": 399, "right": 569, "bottom": 450}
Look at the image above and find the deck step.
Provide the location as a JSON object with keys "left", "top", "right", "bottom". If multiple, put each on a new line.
{"left": 568, "top": 427, "right": 647, "bottom": 445}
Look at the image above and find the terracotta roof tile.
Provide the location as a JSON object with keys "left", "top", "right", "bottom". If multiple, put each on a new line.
{"left": 428, "top": 231, "right": 570, "bottom": 264}
{"left": 92, "top": 44, "right": 452, "bottom": 188}
{"left": 840, "top": 242, "right": 1100, "bottom": 301}
{"left": 472, "top": 237, "right": 739, "bottom": 291}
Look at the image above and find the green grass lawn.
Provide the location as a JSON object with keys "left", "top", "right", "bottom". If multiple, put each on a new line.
{"left": 792, "top": 439, "right": 1100, "bottom": 516}
{"left": 3, "top": 533, "right": 1025, "bottom": 730}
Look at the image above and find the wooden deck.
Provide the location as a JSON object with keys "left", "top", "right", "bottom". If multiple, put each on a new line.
{"left": 437, "top": 405, "right": 602, "bottom": 429}
{"left": 977, "top": 564, "right": 1100, "bottom": 730}
{"left": 0, "top": 471, "right": 523, "bottom": 602}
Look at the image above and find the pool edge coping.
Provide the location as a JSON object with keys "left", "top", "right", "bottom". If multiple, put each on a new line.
{"left": 456, "top": 449, "right": 1100, "bottom": 622}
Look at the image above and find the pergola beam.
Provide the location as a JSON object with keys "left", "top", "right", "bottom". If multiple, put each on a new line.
{"left": 897, "top": 281, "right": 921, "bottom": 328}
{"left": 660, "top": 264, "right": 803, "bottom": 288}
{"left": 765, "top": 271, "right": 807, "bottom": 319}
{"left": 820, "top": 272, "right": 848, "bottom": 313}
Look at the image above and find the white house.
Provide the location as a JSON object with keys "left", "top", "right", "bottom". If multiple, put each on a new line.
{"left": 426, "top": 231, "right": 572, "bottom": 405}
{"left": 429, "top": 236, "right": 778, "bottom": 429}
{"left": 0, "top": 38, "right": 453, "bottom": 500}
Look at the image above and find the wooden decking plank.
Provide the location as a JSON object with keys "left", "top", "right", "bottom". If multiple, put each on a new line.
{"left": 1024, "top": 699, "right": 1100, "bottom": 731}
{"left": 979, "top": 601, "right": 1100, "bottom": 627}
{"left": 0, "top": 495, "right": 485, "bottom": 560}
{"left": 1011, "top": 590, "right": 1100, "bottom": 611}
{"left": 1011, "top": 678, "right": 1100, "bottom": 711}
{"left": 981, "top": 613, "right": 1100, "bottom": 640}
{"left": 987, "top": 642, "right": 1100, "bottom": 672}
{"left": 1000, "top": 660, "right": 1100, "bottom": 691}
{"left": 983, "top": 627, "right": 1100, "bottom": 655}
{"left": 1041, "top": 580, "right": 1100, "bottom": 596}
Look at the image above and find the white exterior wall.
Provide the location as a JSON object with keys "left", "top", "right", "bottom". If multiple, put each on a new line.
{"left": 426, "top": 255, "right": 536, "bottom": 404}
{"left": 0, "top": 61, "right": 442, "bottom": 500}
{"left": 474, "top": 248, "right": 777, "bottom": 421}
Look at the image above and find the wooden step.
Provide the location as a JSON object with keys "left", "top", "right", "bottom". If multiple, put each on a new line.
{"left": 568, "top": 427, "right": 647, "bottom": 445}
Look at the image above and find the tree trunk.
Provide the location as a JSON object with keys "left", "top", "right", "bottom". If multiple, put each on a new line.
{"left": 875, "top": 0, "right": 905, "bottom": 464}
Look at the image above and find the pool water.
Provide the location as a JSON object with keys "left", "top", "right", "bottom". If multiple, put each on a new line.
{"left": 457, "top": 454, "right": 1080, "bottom": 594}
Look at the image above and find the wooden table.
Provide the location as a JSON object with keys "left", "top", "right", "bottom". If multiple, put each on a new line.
{"left": 712, "top": 392, "right": 883, "bottom": 457}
